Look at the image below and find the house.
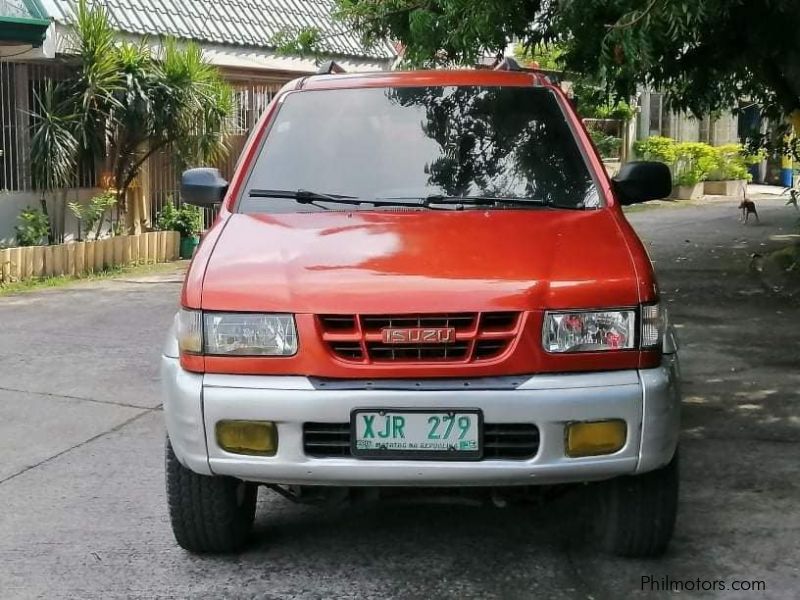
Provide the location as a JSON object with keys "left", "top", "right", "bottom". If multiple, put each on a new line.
{"left": 636, "top": 88, "right": 739, "bottom": 145}
{"left": 0, "top": 0, "right": 396, "bottom": 244}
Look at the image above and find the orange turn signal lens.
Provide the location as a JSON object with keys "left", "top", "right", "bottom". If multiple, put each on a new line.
{"left": 216, "top": 420, "right": 277, "bottom": 456}
{"left": 565, "top": 420, "right": 626, "bottom": 457}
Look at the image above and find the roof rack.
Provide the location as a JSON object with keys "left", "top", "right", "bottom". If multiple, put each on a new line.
{"left": 493, "top": 56, "right": 523, "bottom": 71}
{"left": 316, "top": 60, "right": 346, "bottom": 75}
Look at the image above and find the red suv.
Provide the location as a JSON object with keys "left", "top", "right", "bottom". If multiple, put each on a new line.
{"left": 162, "top": 66, "right": 680, "bottom": 557}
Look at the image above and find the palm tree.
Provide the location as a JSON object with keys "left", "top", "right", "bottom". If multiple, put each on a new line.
{"left": 29, "top": 0, "right": 233, "bottom": 236}
{"left": 29, "top": 82, "right": 79, "bottom": 243}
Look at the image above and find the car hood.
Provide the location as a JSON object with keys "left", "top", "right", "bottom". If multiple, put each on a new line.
{"left": 200, "top": 210, "right": 641, "bottom": 313}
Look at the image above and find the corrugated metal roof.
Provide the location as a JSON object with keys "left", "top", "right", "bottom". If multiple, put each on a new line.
{"left": 2, "top": 0, "right": 48, "bottom": 19}
{"left": 43, "top": 0, "right": 395, "bottom": 60}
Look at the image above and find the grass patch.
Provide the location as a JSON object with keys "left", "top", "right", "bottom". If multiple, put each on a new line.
{"left": 0, "top": 261, "right": 183, "bottom": 297}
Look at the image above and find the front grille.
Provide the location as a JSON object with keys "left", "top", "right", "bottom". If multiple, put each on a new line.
{"left": 303, "top": 422, "right": 539, "bottom": 460}
{"left": 482, "top": 424, "right": 540, "bottom": 459}
{"left": 303, "top": 423, "right": 351, "bottom": 457}
{"left": 366, "top": 341, "right": 471, "bottom": 361}
{"left": 318, "top": 312, "right": 520, "bottom": 363}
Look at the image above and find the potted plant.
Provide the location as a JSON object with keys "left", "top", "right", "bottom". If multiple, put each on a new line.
{"left": 156, "top": 200, "right": 204, "bottom": 258}
{"left": 704, "top": 144, "right": 761, "bottom": 197}
{"left": 672, "top": 171, "right": 705, "bottom": 200}
{"left": 671, "top": 142, "right": 716, "bottom": 200}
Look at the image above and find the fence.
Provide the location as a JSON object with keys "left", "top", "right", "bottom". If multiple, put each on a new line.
{"left": 147, "top": 79, "right": 285, "bottom": 228}
{"left": 0, "top": 60, "right": 98, "bottom": 193}
{"left": 1, "top": 59, "right": 286, "bottom": 232}
{"left": 0, "top": 231, "right": 180, "bottom": 283}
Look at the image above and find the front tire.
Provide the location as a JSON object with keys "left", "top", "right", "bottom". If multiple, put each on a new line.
{"left": 595, "top": 451, "right": 679, "bottom": 558}
{"left": 165, "top": 438, "right": 257, "bottom": 553}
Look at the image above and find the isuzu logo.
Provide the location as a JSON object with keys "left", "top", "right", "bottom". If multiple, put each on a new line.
{"left": 381, "top": 327, "right": 456, "bottom": 344}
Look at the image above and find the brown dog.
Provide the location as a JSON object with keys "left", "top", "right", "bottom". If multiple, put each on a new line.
{"left": 739, "top": 199, "right": 759, "bottom": 223}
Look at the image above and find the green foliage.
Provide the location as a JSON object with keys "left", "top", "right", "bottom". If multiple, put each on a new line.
{"left": 28, "top": 82, "right": 80, "bottom": 242}
{"left": 634, "top": 136, "right": 679, "bottom": 164}
{"left": 512, "top": 42, "right": 637, "bottom": 121}
{"left": 333, "top": 0, "right": 800, "bottom": 124}
{"left": 156, "top": 38, "right": 234, "bottom": 169}
{"left": 156, "top": 200, "right": 204, "bottom": 238}
{"left": 272, "top": 26, "right": 323, "bottom": 58}
{"left": 706, "top": 144, "right": 763, "bottom": 182}
{"left": 155, "top": 200, "right": 179, "bottom": 233}
{"left": 513, "top": 43, "right": 565, "bottom": 71}
{"left": 594, "top": 101, "right": 636, "bottom": 121}
{"left": 29, "top": 0, "right": 233, "bottom": 234}
{"left": 634, "top": 137, "right": 735, "bottom": 186}
{"left": 14, "top": 208, "right": 50, "bottom": 247}
{"left": 29, "top": 83, "right": 79, "bottom": 194}
{"left": 673, "top": 142, "right": 717, "bottom": 186}
{"left": 68, "top": 191, "right": 117, "bottom": 240}
{"left": 588, "top": 128, "right": 622, "bottom": 159}
{"left": 571, "top": 79, "right": 636, "bottom": 121}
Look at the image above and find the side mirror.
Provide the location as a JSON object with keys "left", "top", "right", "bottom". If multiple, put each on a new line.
{"left": 180, "top": 168, "right": 228, "bottom": 207}
{"left": 612, "top": 161, "right": 672, "bottom": 206}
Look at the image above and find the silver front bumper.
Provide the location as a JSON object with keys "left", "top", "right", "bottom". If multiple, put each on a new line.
{"left": 162, "top": 354, "right": 680, "bottom": 487}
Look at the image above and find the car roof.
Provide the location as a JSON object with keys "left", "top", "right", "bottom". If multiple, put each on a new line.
{"left": 295, "top": 68, "right": 551, "bottom": 92}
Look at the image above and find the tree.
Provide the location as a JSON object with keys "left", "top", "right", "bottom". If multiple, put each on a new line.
{"left": 333, "top": 0, "right": 800, "bottom": 134}
{"left": 29, "top": 82, "right": 79, "bottom": 243}
{"left": 30, "top": 0, "right": 233, "bottom": 236}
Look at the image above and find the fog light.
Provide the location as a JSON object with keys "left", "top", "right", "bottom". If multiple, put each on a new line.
{"left": 565, "top": 420, "right": 626, "bottom": 457}
{"left": 216, "top": 420, "right": 277, "bottom": 456}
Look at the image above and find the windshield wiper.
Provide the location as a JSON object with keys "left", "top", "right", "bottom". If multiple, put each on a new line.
{"left": 248, "top": 189, "right": 461, "bottom": 210}
{"left": 248, "top": 189, "right": 360, "bottom": 203}
{"left": 376, "top": 194, "right": 552, "bottom": 210}
{"left": 424, "top": 194, "right": 547, "bottom": 207}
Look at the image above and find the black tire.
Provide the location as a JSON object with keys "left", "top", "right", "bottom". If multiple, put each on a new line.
{"left": 595, "top": 451, "right": 679, "bottom": 558}
{"left": 165, "top": 438, "right": 257, "bottom": 553}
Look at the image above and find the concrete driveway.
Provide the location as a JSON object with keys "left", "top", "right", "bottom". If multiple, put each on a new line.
{"left": 1, "top": 196, "right": 798, "bottom": 599}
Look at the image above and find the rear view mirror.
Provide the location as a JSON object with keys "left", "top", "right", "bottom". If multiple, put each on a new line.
{"left": 181, "top": 168, "right": 228, "bottom": 207}
{"left": 612, "top": 161, "right": 672, "bottom": 205}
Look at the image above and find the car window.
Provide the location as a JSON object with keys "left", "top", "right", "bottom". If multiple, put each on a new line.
{"left": 239, "top": 85, "right": 600, "bottom": 212}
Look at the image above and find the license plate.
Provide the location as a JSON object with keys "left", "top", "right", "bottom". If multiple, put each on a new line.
{"left": 351, "top": 409, "right": 482, "bottom": 459}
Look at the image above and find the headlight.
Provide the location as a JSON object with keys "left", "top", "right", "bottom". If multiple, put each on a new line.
{"left": 543, "top": 310, "right": 636, "bottom": 353}
{"left": 177, "top": 309, "right": 298, "bottom": 356}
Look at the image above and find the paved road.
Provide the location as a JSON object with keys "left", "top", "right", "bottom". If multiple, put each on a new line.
{"left": 1, "top": 197, "right": 798, "bottom": 599}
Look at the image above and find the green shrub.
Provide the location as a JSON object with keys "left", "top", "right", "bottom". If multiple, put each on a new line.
{"left": 14, "top": 207, "right": 50, "bottom": 246}
{"left": 68, "top": 191, "right": 117, "bottom": 240}
{"left": 156, "top": 199, "right": 204, "bottom": 238}
{"left": 588, "top": 128, "right": 622, "bottom": 159}
{"left": 706, "top": 144, "right": 764, "bottom": 181}
{"left": 633, "top": 136, "right": 678, "bottom": 164}
{"left": 634, "top": 137, "right": 737, "bottom": 186}
{"left": 673, "top": 142, "right": 717, "bottom": 186}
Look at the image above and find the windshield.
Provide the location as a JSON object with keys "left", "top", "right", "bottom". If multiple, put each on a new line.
{"left": 239, "top": 86, "right": 600, "bottom": 212}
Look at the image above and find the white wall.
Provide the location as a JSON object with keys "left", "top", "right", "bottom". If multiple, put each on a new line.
{"left": 0, "top": 187, "right": 106, "bottom": 247}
